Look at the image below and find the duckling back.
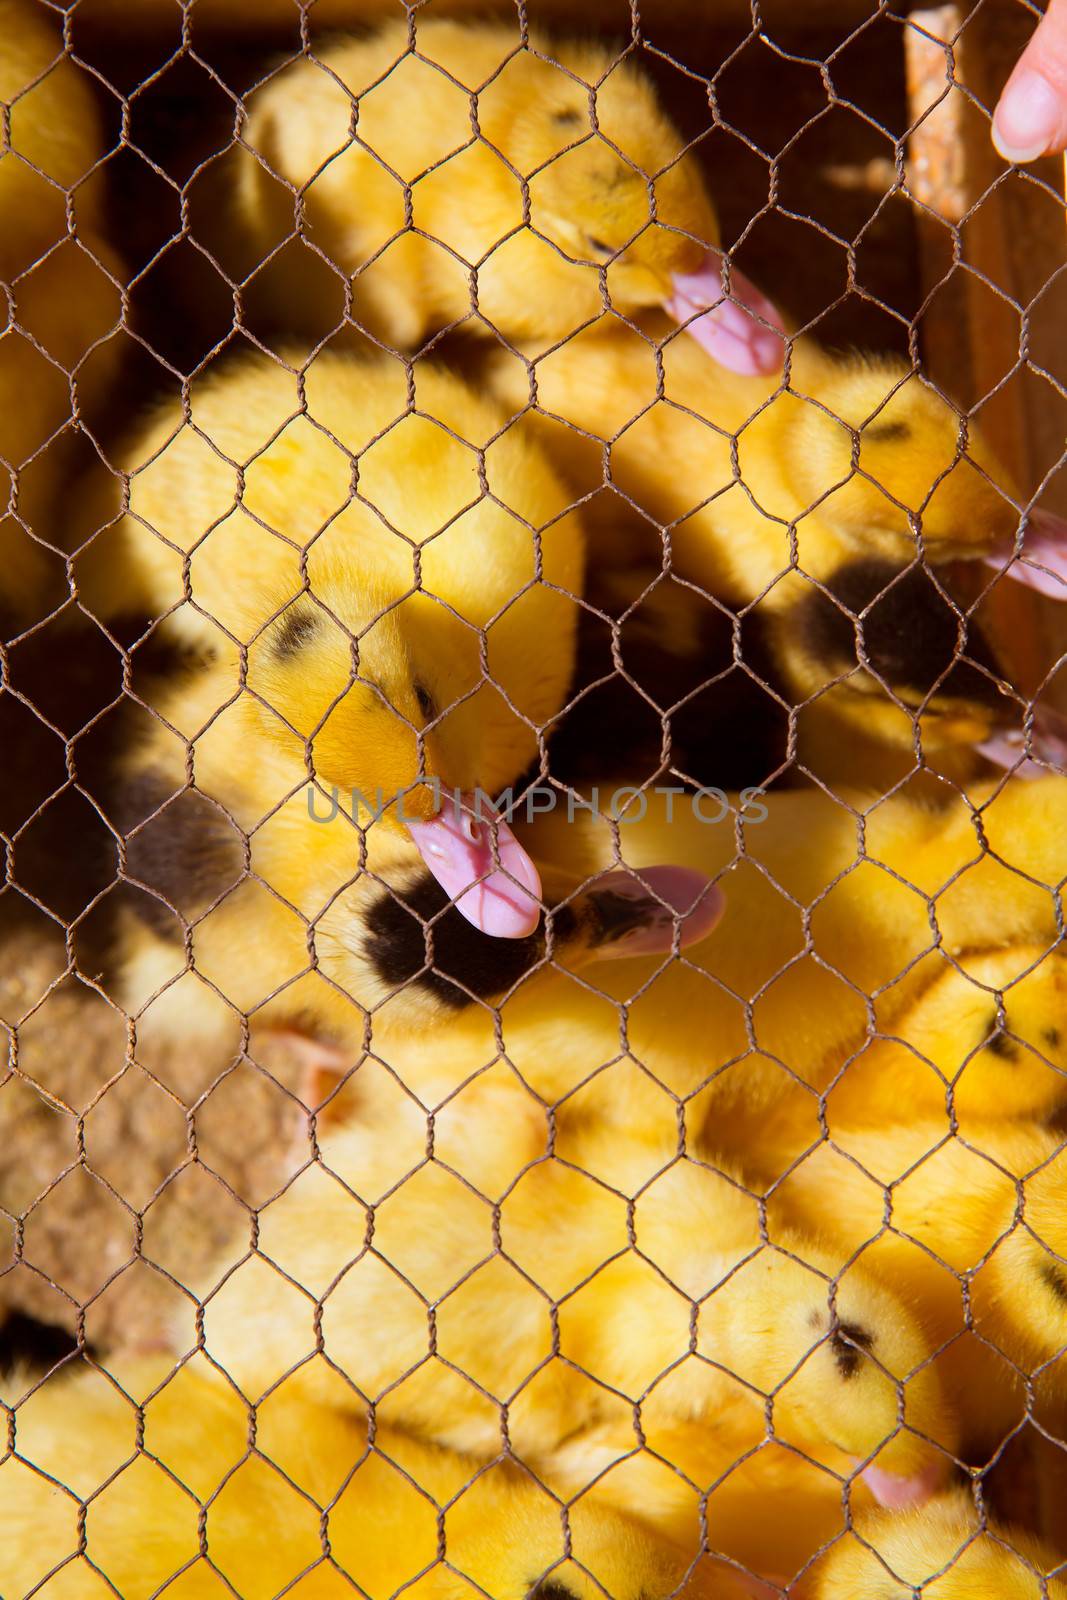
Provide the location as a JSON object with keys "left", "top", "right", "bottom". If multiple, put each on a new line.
{"left": 231, "top": 19, "right": 740, "bottom": 355}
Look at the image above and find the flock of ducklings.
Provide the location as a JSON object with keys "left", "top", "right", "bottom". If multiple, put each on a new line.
{"left": 3, "top": 4, "right": 1067, "bottom": 1597}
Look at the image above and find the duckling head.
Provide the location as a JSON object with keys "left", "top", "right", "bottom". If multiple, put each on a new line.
{"left": 247, "top": 572, "right": 556, "bottom": 936}
{"left": 978, "top": 1139, "right": 1067, "bottom": 1371}
{"left": 511, "top": 58, "right": 784, "bottom": 374}
{"left": 781, "top": 359, "right": 1067, "bottom": 594}
{"left": 809, "top": 1493, "right": 1067, "bottom": 1598}
{"left": 447, "top": 1471, "right": 774, "bottom": 1600}
{"left": 779, "top": 557, "right": 1067, "bottom": 765}
{"left": 697, "top": 1247, "right": 954, "bottom": 1509}
{"left": 880, "top": 947, "right": 1067, "bottom": 1122}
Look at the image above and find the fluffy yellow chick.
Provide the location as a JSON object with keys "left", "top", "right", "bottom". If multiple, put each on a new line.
{"left": 1, "top": 1, "right": 122, "bottom": 630}
{"left": 84, "top": 346, "right": 723, "bottom": 1053}
{"left": 0, "top": 0, "right": 107, "bottom": 275}
{"left": 540, "top": 1407, "right": 907, "bottom": 1592}
{"left": 371, "top": 772, "right": 1067, "bottom": 1138}
{"left": 754, "top": 1118, "right": 1067, "bottom": 1455}
{"left": 824, "top": 944, "right": 1067, "bottom": 1129}
{"left": 489, "top": 323, "right": 1067, "bottom": 765}
{"left": 178, "top": 1074, "right": 955, "bottom": 1514}
{"left": 212, "top": 765, "right": 1067, "bottom": 1194}
{"left": 0, "top": 1357, "right": 765, "bottom": 1600}
{"left": 233, "top": 19, "right": 783, "bottom": 369}
{"left": 805, "top": 1491, "right": 1067, "bottom": 1599}
{"left": 1, "top": 236, "right": 123, "bottom": 630}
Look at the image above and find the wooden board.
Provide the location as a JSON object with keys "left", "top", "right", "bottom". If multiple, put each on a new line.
{"left": 906, "top": 1, "right": 1067, "bottom": 705}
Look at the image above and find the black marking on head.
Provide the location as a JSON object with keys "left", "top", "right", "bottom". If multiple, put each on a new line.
{"left": 414, "top": 682, "right": 435, "bottom": 720}
{"left": 797, "top": 560, "right": 1006, "bottom": 710}
{"left": 268, "top": 601, "right": 319, "bottom": 659}
{"left": 1045, "top": 1027, "right": 1062, "bottom": 1050}
{"left": 830, "top": 1320, "right": 874, "bottom": 1379}
{"left": 552, "top": 107, "right": 583, "bottom": 127}
{"left": 987, "top": 1027, "right": 1019, "bottom": 1062}
{"left": 272, "top": 605, "right": 320, "bottom": 658}
{"left": 529, "top": 1584, "right": 581, "bottom": 1600}
{"left": 1041, "top": 1261, "right": 1067, "bottom": 1305}
{"left": 364, "top": 872, "right": 574, "bottom": 1008}
{"left": 0, "top": 1312, "right": 89, "bottom": 1377}
{"left": 585, "top": 887, "right": 672, "bottom": 948}
{"left": 863, "top": 418, "right": 911, "bottom": 444}
{"left": 115, "top": 769, "right": 245, "bottom": 938}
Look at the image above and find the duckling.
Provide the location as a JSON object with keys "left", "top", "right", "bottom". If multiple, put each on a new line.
{"left": 493, "top": 323, "right": 1067, "bottom": 601}
{"left": 0, "top": 1357, "right": 765, "bottom": 1600}
{"left": 752, "top": 1118, "right": 1067, "bottom": 1454}
{"left": 824, "top": 944, "right": 1067, "bottom": 1130}
{"left": 180, "top": 1079, "right": 955, "bottom": 1512}
{"left": 317, "top": 766, "right": 1067, "bottom": 1161}
{"left": 540, "top": 1409, "right": 894, "bottom": 1591}
{"left": 806, "top": 1491, "right": 1067, "bottom": 1598}
{"left": 0, "top": 0, "right": 107, "bottom": 276}
{"left": 81, "top": 345, "right": 721, "bottom": 1051}
{"left": 1, "top": 1, "right": 122, "bottom": 631}
{"left": 231, "top": 19, "right": 783, "bottom": 370}
{"left": 2, "top": 234, "right": 124, "bottom": 631}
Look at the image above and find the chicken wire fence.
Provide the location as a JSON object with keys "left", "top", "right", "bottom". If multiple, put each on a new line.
{"left": 1, "top": 0, "right": 1067, "bottom": 1596}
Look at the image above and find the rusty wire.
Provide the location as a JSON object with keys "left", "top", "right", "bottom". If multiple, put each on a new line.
{"left": 1, "top": 1, "right": 1066, "bottom": 1597}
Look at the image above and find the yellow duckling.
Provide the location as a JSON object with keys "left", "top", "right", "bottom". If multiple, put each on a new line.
{"left": 1, "top": 0, "right": 122, "bottom": 630}
{"left": 179, "top": 1076, "right": 955, "bottom": 1513}
{"left": 753, "top": 1118, "right": 1067, "bottom": 1455}
{"left": 86, "top": 346, "right": 721, "bottom": 1053}
{"left": 0, "top": 0, "right": 107, "bottom": 275}
{"left": 2, "top": 237, "right": 123, "bottom": 630}
{"left": 489, "top": 324, "right": 1067, "bottom": 765}
{"left": 391, "top": 772, "right": 1066, "bottom": 1129}
{"left": 232, "top": 19, "right": 783, "bottom": 369}
{"left": 540, "top": 1408, "right": 900, "bottom": 1592}
{"left": 715, "top": 941, "right": 1067, "bottom": 1162}
{"left": 825, "top": 944, "right": 1067, "bottom": 1130}
{"left": 0, "top": 1357, "right": 766, "bottom": 1600}
{"left": 806, "top": 1491, "right": 1067, "bottom": 1598}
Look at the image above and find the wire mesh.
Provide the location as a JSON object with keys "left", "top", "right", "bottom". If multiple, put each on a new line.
{"left": 1, "top": 0, "right": 1066, "bottom": 1596}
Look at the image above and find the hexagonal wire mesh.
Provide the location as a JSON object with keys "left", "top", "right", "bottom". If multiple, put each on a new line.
{"left": 1, "top": 0, "right": 1067, "bottom": 1595}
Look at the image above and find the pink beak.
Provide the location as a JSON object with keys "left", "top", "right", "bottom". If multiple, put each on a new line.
{"left": 982, "top": 507, "right": 1067, "bottom": 598}
{"left": 667, "top": 248, "right": 786, "bottom": 376}
{"left": 859, "top": 1458, "right": 943, "bottom": 1509}
{"left": 579, "top": 865, "right": 725, "bottom": 958}
{"left": 405, "top": 793, "right": 542, "bottom": 939}
{"left": 978, "top": 700, "right": 1067, "bottom": 778}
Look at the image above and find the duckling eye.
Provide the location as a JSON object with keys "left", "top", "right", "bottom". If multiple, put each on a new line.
{"left": 587, "top": 236, "right": 615, "bottom": 258}
{"left": 527, "top": 1584, "right": 581, "bottom": 1600}
{"left": 863, "top": 418, "right": 911, "bottom": 444}
{"left": 414, "top": 682, "right": 436, "bottom": 719}
{"left": 552, "top": 107, "right": 582, "bottom": 128}
{"left": 986, "top": 1026, "right": 1019, "bottom": 1062}
{"left": 1041, "top": 1262, "right": 1067, "bottom": 1305}
{"left": 272, "top": 607, "right": 319, "bottom": 657}
{"left": 829, "top": 1320, "right": 874, "bottom": 1379}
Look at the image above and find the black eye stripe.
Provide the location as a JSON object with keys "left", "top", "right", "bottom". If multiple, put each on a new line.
{"left": 986, "top": 1027, "right": 1019, "bottom": 1062}
{"left": 1041, "top": 1262, "right": 1067, "bottom": 1305}
{"left": 272, "top": 607, "right": 319, "bottom": 657}
{"left": 863, "top": 418, "right": 911, "bottom": 443}
{"left": 829, "top": 1320, "right": 874, "bottom": 1379}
